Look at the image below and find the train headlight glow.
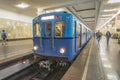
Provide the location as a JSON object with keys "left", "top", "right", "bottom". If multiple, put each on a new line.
{"left": 34, "top": 46, "right": 38, "bottom": 50}
{"left": 59, "top": 48, "right": 66, "bottom": 54}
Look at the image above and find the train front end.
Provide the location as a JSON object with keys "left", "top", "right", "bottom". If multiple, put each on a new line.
{"left": 32, "top": 12, "right": 74, "bottom": 62}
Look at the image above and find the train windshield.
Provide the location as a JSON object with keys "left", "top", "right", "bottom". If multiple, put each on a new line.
{"left": 33, "top": 23, "right": 41, "bottom": 37}
{"left": 45, "top": 23, "right": 52, "bottom": 37}
{"left": 55, "top": 21, "right": 65, "bottom": 37}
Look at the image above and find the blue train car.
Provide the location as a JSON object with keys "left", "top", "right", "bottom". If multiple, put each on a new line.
{"left": 33, "top": 12, "right": 92, "bottom": 62}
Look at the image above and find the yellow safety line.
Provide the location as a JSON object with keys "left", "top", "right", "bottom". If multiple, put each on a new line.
{"left": 82, "top": 39, "right": 94, "bottom": 80}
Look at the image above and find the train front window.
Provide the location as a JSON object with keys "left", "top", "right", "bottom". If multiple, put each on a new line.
{"left": 45, "top": 23, "right": 52, "bottom": 37}
{"left": 34, "top": 23, "right": 41, "bottom": 37}
{"left": 55, "top": 21, "right": 65, "bottom": 37}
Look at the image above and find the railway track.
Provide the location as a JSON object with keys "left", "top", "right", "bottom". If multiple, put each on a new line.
{"left": 29, "top": 63, "right": 69, "bottom": 80}
{"left": 4, "top": 62, "right": 70, "bottom": 80}
{"left": 44, "top": 66, "right": 69, "bottom": 80}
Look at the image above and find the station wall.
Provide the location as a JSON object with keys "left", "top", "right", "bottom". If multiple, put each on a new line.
{"left": 0, "top": 9, "right": 33, "bottom": 40}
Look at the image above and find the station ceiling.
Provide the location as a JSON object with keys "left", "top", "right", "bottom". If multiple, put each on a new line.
{"left": 0, "top": 0, "right": 120, "bottom": 31}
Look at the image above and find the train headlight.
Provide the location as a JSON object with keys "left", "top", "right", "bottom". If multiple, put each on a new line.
{"left": 59, "top": 48, "right": 66, "bottom": 54}
{"left": 34, "top": 46, "right": 38, "bottom": 50}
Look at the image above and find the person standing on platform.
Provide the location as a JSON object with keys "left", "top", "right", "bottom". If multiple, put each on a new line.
{"left": 1, "top": 30, "right": 7, "bottom": 45}
{"left": 106, "top": 31, "right": 111, "bottom": 45}
{"left": 96, "top": 30, "right": 102, "bottom": 43}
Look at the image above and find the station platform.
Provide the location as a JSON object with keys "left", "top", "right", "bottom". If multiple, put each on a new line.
{"left": 0, "top": 39, "right": 33, "bottom": 64}
{"left": 62, "top": 37, "right": 120, "bottom": 80}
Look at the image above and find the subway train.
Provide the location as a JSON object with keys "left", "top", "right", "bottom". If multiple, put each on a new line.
{"left": 32, "top": 12, "right": 92, "bottom": 63}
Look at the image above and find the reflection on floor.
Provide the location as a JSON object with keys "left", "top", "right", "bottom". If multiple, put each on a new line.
{"left": 87, "top": 36, "right": 120, "bottom": 80}
{"left": 99, "top": 37, "right": 120, "bottom": 80}
{"left": 0, "top": 40, "right": 33, "bottom": 63}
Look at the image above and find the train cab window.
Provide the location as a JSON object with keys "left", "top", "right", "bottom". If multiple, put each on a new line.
{"left": 55, "top": 21, "right": 65, "bottom": 37}
{"left": 45, "top": 23, "right": 52, "bottom": 37}
{"left": 34, "top": 23, "right": 41, "bottom": 37}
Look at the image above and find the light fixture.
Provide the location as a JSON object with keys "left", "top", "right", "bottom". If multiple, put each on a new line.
{"left": 100, "top": 52, "right": 106, "bottom": 56}
{"left": 107, "top": 74, "right": 117, "bottom": 80}
{"left": 15, "top": 3, "right": 30, "bottom": 9}
{"left": 37, "top": 8, "right": 43, "bottom": 15}
{"left": 55, "top": 8, "right": 63, "bottom": 12}
{"left": 46, "top": 11, "right": 50, "bottom": 13}
{"left": 101, "top": 57, "right": 108, "bottom": 61}
{"left": 103, "top": 64, "right": 111, "bottom": 68}
{"left": 103, "top": 8, "right": 119, "bottom": 12}
{"left": 108, "top": 0, "right": 120, "bottom": 3}
{"left": 101, "top": 14, "right": 114, "bottom": 17}
{"left": 98, "top": 10, "right": 120, "bottom": 30}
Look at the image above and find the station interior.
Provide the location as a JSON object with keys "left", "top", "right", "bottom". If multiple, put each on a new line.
{"left": 0, "top": 0, "right": 120, "bottom": 80}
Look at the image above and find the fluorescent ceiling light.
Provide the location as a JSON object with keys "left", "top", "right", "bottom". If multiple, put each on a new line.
{"left": 15, "top": 3, "right": 30, "bottom": 9}
{"left": 103, "top": 64, "right": 111, "bottom": 68}
{"left": 100, "top": 17, "right": 111, "bottom": 19}
{"left": 37, "top": 8, "right": 43, "bottom": 12}
{"left": 55, "top": 8, "right": 63, "bottom": 12}
{"left": 97, "top": 10, "right": 120, "bottom": 30}
{"left": 108, "top": 0, "right": 120, "bottom": 3}
{"left": 103, "top": 8, "right": 119, "bottom": 12}
{"left": 101, "top": 57, "right": 108, "bottom": 61}
{"left": 46, "top": 11, "right": 50, "bottom": 13}
{"left": 102, "top": 14, "right": 114, "bottom": 17}
{"left": 107, "top": 74, "right": 117, "bottom": 80}
{"left": 100, "top": 52, "right": 106, "bottom": 56}
{"left": 37, "top": 8, "right": 43, "bottom": 15}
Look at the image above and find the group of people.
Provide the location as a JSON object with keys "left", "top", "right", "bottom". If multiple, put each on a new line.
{"left": 0, "top": 29, "right": 118, "bottom": 46}
{"left": 1, "top": 30, "right": 7, "bottom": 45}
{"left": 95, "top": 30, "right": 111, "bottom": 45}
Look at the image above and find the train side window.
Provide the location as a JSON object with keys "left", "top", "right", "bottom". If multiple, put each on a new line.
{"left": 82, "top": 27, "right": 87, "bottom": 42}
{"left": 34, "top": 23, "right": 41, "bottom": 37}
{"left": 82, "top": 27, "right": 86, "bottom": 35}
{"left": 55, "top": 21, "right": 65, "bottom": 37}
{"left": 73, "top": 21, "right": 76, "bottom": 36}
{"left": 77, "top": 24, "right": 81, "bottom": 48}
{"left": 45, "top": 23, "right": 51, "bottom": 37}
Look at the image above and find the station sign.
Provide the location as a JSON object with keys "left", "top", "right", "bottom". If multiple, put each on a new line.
{"left": 41, "top": 15, "right": 54, "bottom": 20}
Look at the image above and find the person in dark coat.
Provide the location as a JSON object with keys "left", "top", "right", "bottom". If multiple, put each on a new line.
{"left": 106, "top": 31, "right": 111, "bottom": 45}
{"left": 1, "top": 30, "right": 7, "bottom": 45}
{"left": 96, "top": 30, "right": 102, "bottom": 43}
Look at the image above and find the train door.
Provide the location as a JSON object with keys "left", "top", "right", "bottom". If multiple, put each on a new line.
{"left": 82, "top": 27, "right": 86, "bottom": 44}
{"left": 44, "top": 22, "right": 54, "bottom": 50}
{"left": 74, "top": 21, "right": 77, "bottom": 52}
{"left": 78, "top": 24, "right": 81, "bottom": 48}
{"left": 33, "top": 22, "right": 42, "bottom": 46}
{"left": 33, "top": 23, "right": 41, "bottom": 37}
{"left": 44, "top": 22, "right": 52, "bottom": 37}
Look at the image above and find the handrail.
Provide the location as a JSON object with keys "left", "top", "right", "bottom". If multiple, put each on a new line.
{"left": 39, "top": 28, "right": 42, "bottom": 48}
{"left": 52, "top": 28, "right": 54, "bottom": 49}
